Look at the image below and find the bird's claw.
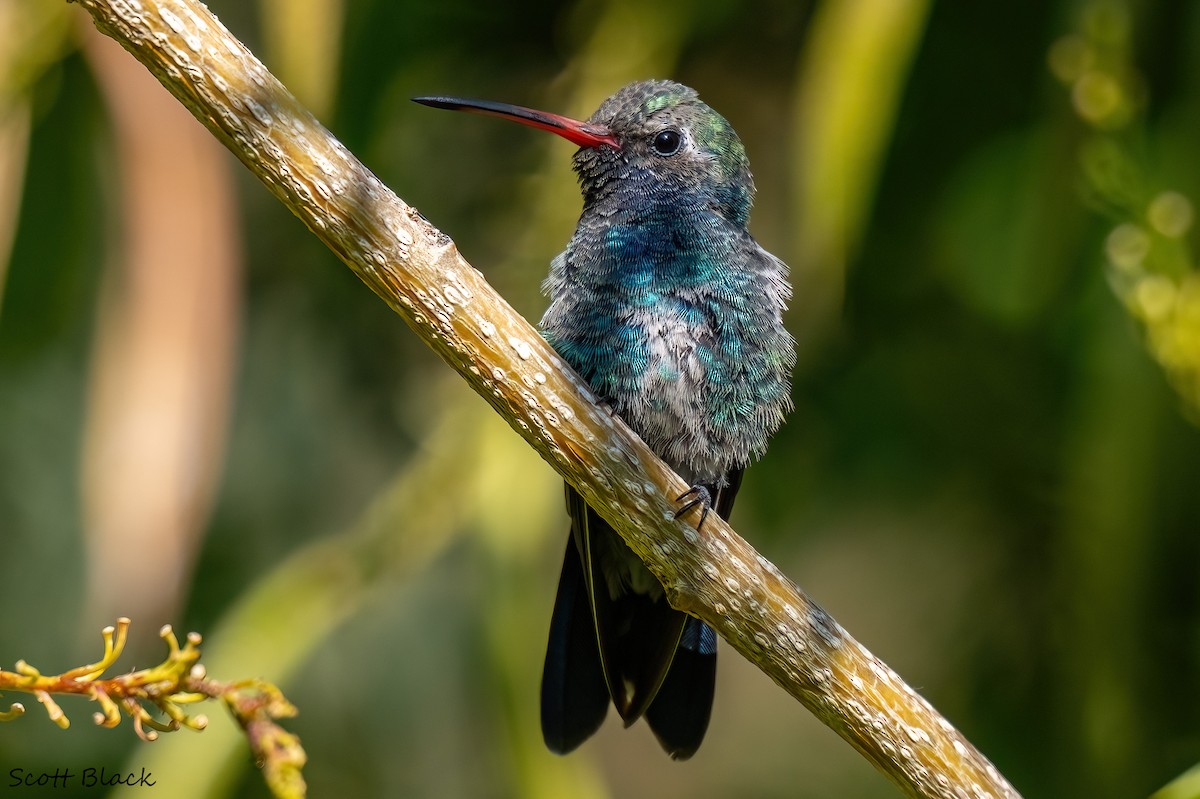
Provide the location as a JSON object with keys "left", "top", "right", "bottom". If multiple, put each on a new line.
{"left": 674, "top": 485, "right": 713, "bottom": 530}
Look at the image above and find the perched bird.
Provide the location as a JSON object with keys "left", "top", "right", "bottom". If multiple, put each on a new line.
{"left": 414, "top": 80, "right": 794, "bottom": 759}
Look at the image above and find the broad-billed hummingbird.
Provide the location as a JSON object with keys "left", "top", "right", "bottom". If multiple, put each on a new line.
{"left": 414, "top": 80, "right": 794, "bottom": 759}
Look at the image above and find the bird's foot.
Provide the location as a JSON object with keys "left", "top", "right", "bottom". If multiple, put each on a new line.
{"left": 674, "top": 485, "right": 713, "bottom": 531}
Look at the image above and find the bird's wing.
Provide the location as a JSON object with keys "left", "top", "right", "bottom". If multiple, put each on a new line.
{"left": 643, "top": 466, "right": 742, "bottom": 759}
{"left": 568, "top": 485, "right": 687, "bottom": 724}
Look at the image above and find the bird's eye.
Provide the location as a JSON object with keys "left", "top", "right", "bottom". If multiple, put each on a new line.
{"left": 652, "top": 129, "right": 683, "bottom": 156}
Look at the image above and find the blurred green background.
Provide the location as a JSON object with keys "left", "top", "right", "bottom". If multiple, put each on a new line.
{"left": 2, "top": 0, "right": 1199, "bottom": 797}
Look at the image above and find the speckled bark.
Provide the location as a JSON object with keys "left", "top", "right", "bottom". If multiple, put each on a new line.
{"left": 70, "top": 2, "right": 1022, "bottom": 797}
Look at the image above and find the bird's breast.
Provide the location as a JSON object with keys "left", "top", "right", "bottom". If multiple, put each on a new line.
{"left": 540, "top": 217, "right": 792, "bottom": 484}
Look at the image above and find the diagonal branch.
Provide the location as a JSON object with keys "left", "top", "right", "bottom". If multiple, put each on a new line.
{"left": 68, "top": 1, "right": 1021, "bottom": 797}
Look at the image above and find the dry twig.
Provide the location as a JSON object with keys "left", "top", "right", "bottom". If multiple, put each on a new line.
{"left": 0, "top": 618, "right": 305, "bottom": 798}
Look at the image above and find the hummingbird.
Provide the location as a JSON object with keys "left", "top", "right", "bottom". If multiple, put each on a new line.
{"left": 414, "top": 80, "right": 794, "bottom": 759}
